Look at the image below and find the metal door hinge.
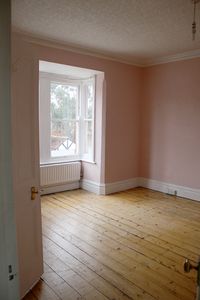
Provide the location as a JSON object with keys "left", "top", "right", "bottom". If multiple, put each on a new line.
{"left": 8, "top": 265, "right": 17, "bottom": 281}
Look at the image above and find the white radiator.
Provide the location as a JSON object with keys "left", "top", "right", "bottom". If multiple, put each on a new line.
{"left": 40, "top": 162, "right": 81, "bottom": 194}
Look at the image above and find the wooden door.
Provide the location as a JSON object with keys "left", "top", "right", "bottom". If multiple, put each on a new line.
{"left": 11, "top": 38, "right": 43, "bottom": 298}
{"left": 0, "top": 1, "right": 20, "bottom": 299}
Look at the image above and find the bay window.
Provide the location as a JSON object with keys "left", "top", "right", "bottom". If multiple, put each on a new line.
{"left": 39, "top": 72, "right": 95, "bottom": 164}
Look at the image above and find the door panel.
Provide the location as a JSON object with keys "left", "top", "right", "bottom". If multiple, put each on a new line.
{"left": 12, "top": 43, "right": 43, "bottom": 297}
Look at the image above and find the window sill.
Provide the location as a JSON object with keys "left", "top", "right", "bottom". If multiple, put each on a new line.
{"left": 40, "top": 158, "right": 96, "bottom": 166}
{"left": 81, "top": 159, "right": 96, "bottom": 164}
{"left": 40, "top": 159, "right": 81, "bottom": 166}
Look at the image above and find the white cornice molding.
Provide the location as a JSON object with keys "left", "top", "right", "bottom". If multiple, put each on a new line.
{"left": 12, "top": 29, "right": 200, "bottom": 67}
{"left": 144, "top": 49, "right": 200, "bottom": 66}
{"left": 12, "top": 29, "right": 143, "bottom": 67}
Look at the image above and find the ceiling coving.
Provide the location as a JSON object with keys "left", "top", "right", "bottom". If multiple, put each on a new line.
{"left": 12, "top": 0, "right": 200, "bottom": 66}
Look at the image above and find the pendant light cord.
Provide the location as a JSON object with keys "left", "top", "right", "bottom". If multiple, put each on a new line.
{"left": 192, "top": 0, "right": 197, "bottom": 40}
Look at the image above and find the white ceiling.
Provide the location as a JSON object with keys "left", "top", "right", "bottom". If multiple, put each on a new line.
{"left": 12, "top": 0, "right": 200, "bottom": 65}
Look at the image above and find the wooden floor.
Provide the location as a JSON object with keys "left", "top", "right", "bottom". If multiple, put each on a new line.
{"left": 24, "top": 187, "right": 200, "bottom": 300}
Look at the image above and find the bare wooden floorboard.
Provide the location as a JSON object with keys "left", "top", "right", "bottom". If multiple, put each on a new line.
{"left": 44, "top": 193, "right": 199, "bottom": 263}
{"left": 55, "top": 191, "right": 200, "bottom": 256}
{"left": 42, "top": 210, "right": 195, "bottom": 291}
{"left": 24, "top": 187, "right": 200, "bottom": 300}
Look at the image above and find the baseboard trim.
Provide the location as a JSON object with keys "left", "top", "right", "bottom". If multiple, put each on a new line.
{"left": 103, "top": 178, "right": 138, "bottom": 195}
{"left": 43, "top": 177, "right": 200, "bottom": 202}
{"left": 80, "top": 179, "right": 104, "bottom": 195}
{"left": 40, "top": 181, "right": 80, "bottom": 195}
{"left": 81, "top": 178, "right": 138, "bottom": 195}
{"left": 81, "top": 177, "right": 200, "bottom": 201}
{"left": 139, "top": 177, "right": 200, "bottom": 202}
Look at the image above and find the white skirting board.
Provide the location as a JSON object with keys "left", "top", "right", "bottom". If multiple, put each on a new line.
{"left": 40, "top": 176, "right": 200, "bottom": 202}
{"left": 103, "top": 178, "right": 138, "bottom": 195}
{"left": 40, "top": 181, "right": 80, "bottom": 195}
{"left": 81, "top": 177, "right": 200, "bottom": 202}
{"left": 80, "top": 178, "right": 138, "bottom": 195}
{"left": 139, "top": 178, "right": 200, "bottom": 202}
{"left": 80, "top": 179, "right": 105, "bottom": 195}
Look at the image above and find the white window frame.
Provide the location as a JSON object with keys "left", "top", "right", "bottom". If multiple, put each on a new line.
{"left": 80, "top": 77, "right": 96, "bottom": 162}
{"left": 39, "top": 72, "right": 96, "bottom": 165}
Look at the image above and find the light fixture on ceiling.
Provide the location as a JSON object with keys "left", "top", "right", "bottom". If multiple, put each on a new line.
{"left": 191, "top": 0, "right": 200, "bottom": 40}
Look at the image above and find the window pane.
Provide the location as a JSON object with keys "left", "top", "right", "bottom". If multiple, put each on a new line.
{"left": 83, "top": 120, "right": 93, "bottom": 155}
{"left": 50, "top": 82, "right": 79, "bottom": 157}
{"left": 85, "top": 83, "right": 94, "bottom": 119}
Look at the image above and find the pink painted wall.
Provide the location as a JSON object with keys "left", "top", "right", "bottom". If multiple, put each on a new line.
{"left": 105, "top": 64, "right": 142, "bottom": 182}
{"left": 140, "top": 58, "right": 200, "bottom": 189}
{"left": 13, "top": 34, "right": 200, "bottom": 190}
{"left": 12, "top": 33, "right": 141, "bottom": 185}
